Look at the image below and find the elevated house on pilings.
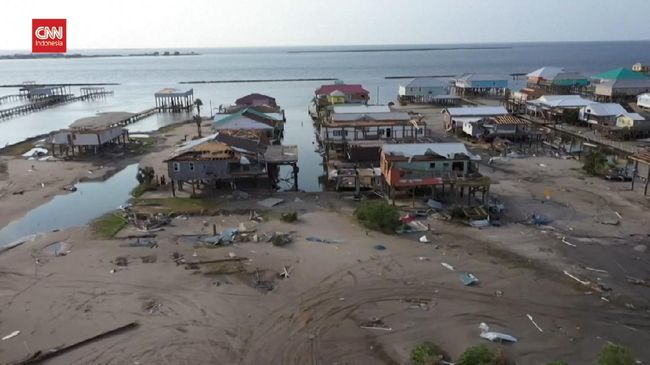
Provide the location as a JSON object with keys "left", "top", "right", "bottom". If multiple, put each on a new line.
{"left": 442, "top": 106, "right": 509, "bottom": 133}
{"left": 461, "top": 115, "right": 545, "bottom": 143}
{"left": 398, "top": 77, "right": 458, "bottom": 105}
{"left": 234, "top": 93, "right": 279, "bottom": 110}
{"left": 590, "top": 68, "right": 650, "bottom": 102}
{"left": 320, "top": 111, "right": 427, "bottom": 158}
{"left": 379, "top": 143, "right": 489, "bottom": 206}
{"left": 526, "top": 67, "right": 589, "bottom": 94}
{"left": 155, "top": 88, "right": 194, "bottom": 112}
{"left": 525, "top": 95, "right": 592, "bottom": 122}
{"left": 165, "top": 132, "right": 298, "bottom": 195}
{"left": 309, "top": 83, "right": 369, "bottom": 121}
{"left": 451, "top": 74, "right": 509, "bottom": 97}
{"left": 47, "top": 112, "right": 132, "bottom": 157}
{"left": 212, "top": 107, "right": 286, "bottom": 144}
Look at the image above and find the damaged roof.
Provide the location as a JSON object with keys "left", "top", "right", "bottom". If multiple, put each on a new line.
{"left": 166, "top": 133, "right": 264, "bottom": 162}
{"left": 69, "top": 112, "right": 135, "bottom": 130}
{"left": 382, "top": 143, "right": 480, "bottom": 160}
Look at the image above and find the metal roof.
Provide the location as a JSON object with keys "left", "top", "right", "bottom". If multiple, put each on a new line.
{"left": 332, "top": 105, "right": 391, "bottom": 114}
{"left": 582, "top": 103, "right": 627, "bottom": 116}
{"left": 69, "top": 112, "right": 135, "bottom": 130}
{"left": 331, "top": 111, "right": 411, "bottom": 122}
{"left": 528, "top": 95, "right": 592, "bottom": 108}
{"left": 527, "top": 67, "right": 565, "bottom": 79}
{"left": 381, "top": 143, "right": 480, "bottom": 160}
{"left": 443, "top": 106, "right": 508, "bottom": 117}
{"left": 592, "top": 68, "right": 650, "bottom": 81}
{"left": 402, "top": 77, "right": 452, "bottom": 88}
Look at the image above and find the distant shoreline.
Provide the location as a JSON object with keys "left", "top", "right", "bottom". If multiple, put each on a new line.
{"left": 287, "top": 46, "right": 512, "bottom": 54}
{"left": 0, "top": 51, "right": 199, "bottom": 61}
{"left": 180, "top": 78, "right": 337, "bottom": 84}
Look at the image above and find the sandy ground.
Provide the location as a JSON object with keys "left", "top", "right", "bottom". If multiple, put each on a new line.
{"left": 0, "top": 113, "right": 649, "bottom": 364}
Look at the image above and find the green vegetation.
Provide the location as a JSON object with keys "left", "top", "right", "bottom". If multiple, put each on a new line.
{"left": 136, "top": 166, "right": 156, "bottom": 185}
{"left": 353, "top": 200, "right": 400, "bottom": 234}
{"left": 410, "top": 342, "right": 449, "bottom": 365}
{"left": 131, "top": 197, "right": 213, "bottom": 214}
{"left": 582, "top": 149, "right": 609, "bottom": 176}
{"left": 457, "top": 345, "right": 505, "bottom": 365}
{"left": 598, "top": 344, "right": 635, "bottom": 365}
{"left": 562, "top": 109, "right": 579, "bottom": 125}
{"left": 547, "top": 362, "right": 568, "bottom": 365}
{"left": 131, "top": 183, "right": 155, "bottom": 198}
{"left": 91, "top": 212, "right": 128, "bottom": 238}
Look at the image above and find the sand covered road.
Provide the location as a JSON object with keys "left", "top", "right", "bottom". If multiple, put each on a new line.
{"left": 1, "top": 210, "right": 649, "bottom": 364}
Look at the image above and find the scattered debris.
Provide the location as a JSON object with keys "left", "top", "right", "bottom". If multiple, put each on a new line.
{"left": 140, "top": 255, "right": 157, "bottom": 263}
{"left": 441, "top": 262, "right": 454, "bottom": 271}
{"left": 18, "top": 322, "right": 138, "bottom": 364}
{"left": 531, "top": 213, "right": 552, "bottom": 226}
{"left": 625, "top": 303, "right": 636, "bottom": 311}
{"left": 279, "top": 266, "right": 291, "bottom": 279}
{"left": 561, "top": 236, "right": 576, "bottom": 247}
{"left": 306, "top": 236, "right": 343, "bottom": 244}
{"left": 238, "top": 222, "right": 257, "bottom": 233}
{"left": 584, "top": 267, "right": 608, "bottom": 274}
{"left": 271, "top": 232, "right": 292, "bottom": 246}
{"left": 249, "top": 210, "right": 263, "bottom": 222}
{"left": 142, "top": 300, "right": 162, "bottom": 314}
{"left": 563, "top": 270, "right": 590, "bottom": 286}
{"left": 359, "top": 318, "right": 392, "bottom": 331}
{"left": 373, "top": 244, "right": 387, "bottom": 251}
{"left": 595, "top": 215, "right": 620, "bottom": 226}
{"left": 426, "top": 199, "right": 443, "bottom": 210}
{"left": 494, "top": 290, "right": 504, "bottom": 297}
{"left": 479, "top": 322, "right": 517, "bottom": 343}
{"left": 257, "top": 197, "right": 284, "bottom": 208}
{"left": 459, "top": 272, "right": 479, "bottom": 286}
{"left": 122, "top": 238, "right": 158, "bottom": 248}
{"left": 419, "top": 235, "right": 430, "bottom": 243}
{"left": 2, "top": 330, "right": 20, "bottom": 341}
{"left": 253, "top": 270, "right": 275, "bottom": 292}
{"left": 626, "top": 276, "right": 650, "bottom": 288}
{"left": 526, "top": 314, "right": 543, "bottom": 332}
{"left": 114, "top": 256, "right": 128, "bottom": 267}
{"left": 280, "top": 212, "right": 298, "bottom": 222}
{"left": 633, "top": 244, "right": 647, "bottom": 253}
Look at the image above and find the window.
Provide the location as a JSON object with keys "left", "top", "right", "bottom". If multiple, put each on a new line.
{"left": 173, "top": 162, "right": 180, "bottom": 172}
{"left": 333, "top": 130, "right": 342, "bottom": 137}
{"left": 429, "top": 162, "right": 436, "bottom": 168}
{"left": 443, "top": 162, "right": 449, "bottom": 168}
{"left": 416, "top": 128, "right": 424, "bottom": 134}
{"left": 378, "top": 129, "right": 385, "bottom": 135}
{"left": 189, "top": 162, "right": 195, "bottom": 171}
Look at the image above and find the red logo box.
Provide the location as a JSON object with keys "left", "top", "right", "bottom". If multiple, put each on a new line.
{"left": 32, "top": 19, "right": 66, "bottom": 53}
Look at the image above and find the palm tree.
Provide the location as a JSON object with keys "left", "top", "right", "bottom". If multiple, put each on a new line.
{"left": 195, "top": 98, "right": 203, "bottom": 116}
{"left": 193, "top": 115, "right": 203, "bottom": 138}
{"left": 194, "top": 98, "right": 204, "bottom": 138}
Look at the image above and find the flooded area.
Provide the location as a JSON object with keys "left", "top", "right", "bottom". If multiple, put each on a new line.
{"left": 0, "top": 164, "right": 138, "bottom": 246}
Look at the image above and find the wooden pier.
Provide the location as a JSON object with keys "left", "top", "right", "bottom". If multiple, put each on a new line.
{"left": 0, "top": 90, "right": 113, "bottom": 120}
{"left": 0, "top": 94, "right": 27, "bottom": 105}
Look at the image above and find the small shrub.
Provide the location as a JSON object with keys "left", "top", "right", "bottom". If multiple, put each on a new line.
{"left": 457, "top": 345, "right": 496, "bottom": 365}
{"left": 136, "top": 166, "right": 156, "bottom": 185}
{"left": 410, "top": 342, "right": 449, "bottom": 365}
{"left": 598, "top": 344, "right": 635, "bottom": 365}
{"left": 582, "top": 149, "right": 608, "bottom": 176}
{"left": 354, "top": 201, "right": 400, "bottom": 233}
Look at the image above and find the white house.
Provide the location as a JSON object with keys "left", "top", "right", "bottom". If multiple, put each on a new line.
{"left": 578, "top": 103, "right": 628, "bottom": 125}
{"left": 442, "top": 106, "right": 508, "bottom": 132}
{"left": 398, "top": 77, "right": 453, "bottom": 103}
{"left": 638, "top": 93, "right": 650, "bottom": 110}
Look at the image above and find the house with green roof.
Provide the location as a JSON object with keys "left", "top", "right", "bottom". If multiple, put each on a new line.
{"left": 212, "top": 107, "right": 285, "bottom": 143}
{"left": 591, "top": 68, "right": 650, "bottom": 101}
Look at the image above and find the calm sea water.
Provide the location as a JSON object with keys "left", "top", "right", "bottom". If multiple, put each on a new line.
{"left": 1, "top": 41, "right": 650, "bottom": 191}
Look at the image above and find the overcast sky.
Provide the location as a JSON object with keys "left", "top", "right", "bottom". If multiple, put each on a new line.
{"left": 3, "top": 0, "right": 650, "bottom": 50}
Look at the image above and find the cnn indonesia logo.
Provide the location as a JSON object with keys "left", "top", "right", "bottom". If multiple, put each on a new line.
{"left": 32, "top": 19, "right": 66, "bottom": 53}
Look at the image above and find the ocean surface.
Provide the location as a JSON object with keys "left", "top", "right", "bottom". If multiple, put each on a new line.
{"left": 1, "top": 41, "right": 650, "bottom": 191}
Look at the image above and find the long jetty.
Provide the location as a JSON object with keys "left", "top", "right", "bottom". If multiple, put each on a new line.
{"left": 0, "top": 94, "right": 27, "bottom": 105}
{"left": 0, "top": 90, "right": 114, "bottom": 120}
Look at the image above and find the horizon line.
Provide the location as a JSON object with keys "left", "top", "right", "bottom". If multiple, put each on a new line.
{"left": 1, "top": 38, "right": 650, "bottom": 53}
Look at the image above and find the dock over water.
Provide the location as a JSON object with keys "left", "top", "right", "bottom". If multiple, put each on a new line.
{"left": 0, "top": 89, "right": 114, "bottom": 120}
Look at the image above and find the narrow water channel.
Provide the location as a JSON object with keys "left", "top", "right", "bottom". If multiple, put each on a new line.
{"left": 0, "top": 164, "right": 139, "bottom": 246}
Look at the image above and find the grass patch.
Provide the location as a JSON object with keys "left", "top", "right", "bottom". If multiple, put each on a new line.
{"left": 131, "top": 183, "right": 155, "bottom": 198}
{"left": 131, "top": 197, "right": 213, "bottom": 214}
{"left": 354, "top": 200, "right": 400, "bottom": 234}
{"left": 91, "top": 212, "right": 128, "bottom": 238}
